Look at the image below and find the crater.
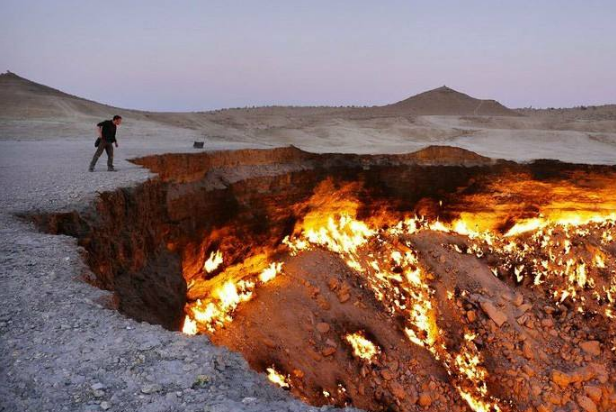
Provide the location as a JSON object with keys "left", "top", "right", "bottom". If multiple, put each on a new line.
{"left": 30, "top": 146, "right": 616, "bottom": 412}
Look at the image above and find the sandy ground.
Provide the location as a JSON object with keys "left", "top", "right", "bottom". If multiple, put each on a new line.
{"left": 1, "top": 72, "right": 615, "bottom": 164}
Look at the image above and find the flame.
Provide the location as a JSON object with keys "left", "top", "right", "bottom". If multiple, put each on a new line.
{"left": 204, "top": 250, "right": 223, "bottom": 273}
{"left": 259, "top": 262, "right": 283, "bottom": 283}
{"left": 345, "top": 332, "right": 379, "bottom": 362}
{"left": 266, "top": 367, "right": 290, "bottom": 388}
{"left": 179, "top": 174, "right": 616, "bottom": 411}
{"left": 284, "top": 208, "right": 501, "bottom": 411}
{"left": 182, "top": 315, "right": 197, "bottom": 335}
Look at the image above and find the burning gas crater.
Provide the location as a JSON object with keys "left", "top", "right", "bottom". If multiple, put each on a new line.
{"left": 181, "top": 176, "right": 616, "bottom": 412}
{"left": 33, "top": 149, "right": 616, "bottom": 412}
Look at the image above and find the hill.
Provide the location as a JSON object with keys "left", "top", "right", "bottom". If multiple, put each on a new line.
{"left": 384, "top": 86, "right": 517, "bottom": 116}
{"left": 0, "top": 71, "right": 135, "bottom": 119}
{"left": 1, "top": 72, "right": 518, "bottom": 120}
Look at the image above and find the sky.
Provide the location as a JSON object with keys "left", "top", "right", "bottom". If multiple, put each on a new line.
{"left": 1, "top": 0, "right": 615, "bottom": 111}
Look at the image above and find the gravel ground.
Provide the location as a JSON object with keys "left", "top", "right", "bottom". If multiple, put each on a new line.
{"left": 0, "top": 138, "right": 349, "bottom": 412}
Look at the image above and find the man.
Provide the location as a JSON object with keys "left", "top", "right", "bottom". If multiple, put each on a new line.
{"left": 89, "top": 115, "right": 122, "bottom": 172}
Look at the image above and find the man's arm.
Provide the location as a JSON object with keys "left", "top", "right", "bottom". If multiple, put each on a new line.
{"left": 97, "top": 126, "right": 103, "bottom": 138}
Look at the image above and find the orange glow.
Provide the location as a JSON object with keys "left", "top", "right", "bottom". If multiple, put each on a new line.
{"left": 259, "top": 262, "right": 283, "bottom": 283}
{"left": 182, "top": 315, "right": 197, "bottom": 335}
{"left": 203, "top": 250, "right": 223, "bottom": 273}
{"left": 179, "top": 172, "right": 616, "bottom": 412}
{"left": 345, "top": 332, "right": 379, "bottom": 362}
{"left": 266, "top": 367, "right": 290, "bottom": 388}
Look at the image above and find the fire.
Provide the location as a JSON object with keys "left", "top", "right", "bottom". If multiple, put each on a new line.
{"left": 259, "top": 262, "right": 283, "bottom": 283}
{"left": 179, "top": 174, "right": 616, "bottom": 411}
{"left": 345, "top": 332, "right": 379, "bottom": 362}
{"left": 266, "top": 367, "right": 290, "bottom": 388}
{"left": 204, "top": 250, "right": 223, "bottom": 273}
{"left": 284, "top": 213, "right": 374, "bottom": 271}
{"left": 283, "top": 205, "right": 501, "bottom": 411}
{"left": 182, "top": 315, "right": 197, "bottom": 335}
{"left": 504, "top": 218, "right": 545, "bottom": 237}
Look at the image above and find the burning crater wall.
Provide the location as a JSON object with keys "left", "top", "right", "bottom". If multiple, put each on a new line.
{"left": 30, "top": 146, "right": 494, "bottom": 330}
{"left": 29, "top": 146, "right": 616, "bottom": 412}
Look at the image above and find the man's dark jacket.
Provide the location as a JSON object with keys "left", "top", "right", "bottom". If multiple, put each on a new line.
{"left": 97, "top": 120, "right": 117, "bottom": 143}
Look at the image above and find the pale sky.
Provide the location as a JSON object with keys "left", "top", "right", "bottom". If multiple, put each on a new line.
{"left": 1, "top": 0, "right": 615, "bottom": 111}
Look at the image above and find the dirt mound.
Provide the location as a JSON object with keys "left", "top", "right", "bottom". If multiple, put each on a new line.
{"left": 383, "top": 86, "right": 517, "bottom": 116}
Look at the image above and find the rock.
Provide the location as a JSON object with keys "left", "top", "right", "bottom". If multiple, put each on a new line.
{"left": 577, "top": 395, "right": 598, "bottom": 412}
{"left": 545, "top": 392, "right": 561, "bottom": 405}
{"left": 307, "top": 348, "right": 322, "bottom": 361}
{"left": 91, "top": 383, "right": 105, "bottom": 391}
{"left": 580, "top": 341, "right": 601, "bottom": 356}
{"left": 100, "top": 402, "right": 110, "bottom": 410}
{"left": 531, "top": 384, "right": 542, "bottom": 397}
{"left": 588, "top": 363, "right": 608, "bottom": 383}
{"left": 584, "top": 385, "right": 602, "bottom": 403}
{"left": 316, "top": 323, "right": 330, "bottom": 334}
{"left": 418, "top": 392, "right": 432, "bottom": 407}
{"left": 141, "top": 383, "right": 162, "bottom": 394}
{"left": 480, "top": 301, "right": 507, "bottom": 327}
{"left": 513, "top": 293, "right": 524, "bottom": 306}
{"left": 327, "top": 278, "right": 339, "bottom": 291}
{"left": 522, "top": 341, "right": 535, "bottom": 360}
{"left": 518, "top": 304, "right": 532, "bottom": 315}
{"left": 338, "top": 283, "right": 351, "bottom": 303}
{"left": 551, "top": 370, "right": 572, "bottom": 387}
{"left": 263, "top": 338, "right": 276, "bottom": 348}
{"left": 466, "top": 310, "right": 476, "bottom": 322}
{"left": 390, "top": 382, "right": 406, "bottom": 400}
{"left": 380, "top": 369, "right": 394, "bottom": 380}
{"left": 325, "top": 338, "right": 337, "bottom": 347}
{"left": 322, "top": 347, "right": 336, "bottom": 357}
{"left": 552, "top": 364, "right": 606, "bottom": 387}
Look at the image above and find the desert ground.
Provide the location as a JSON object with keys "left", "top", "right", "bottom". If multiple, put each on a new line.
{"left": 1, "top": 71, "right": 616, "bottom": 412}
{"left": 1, "top": 71, "right": 615, "bottom": 163}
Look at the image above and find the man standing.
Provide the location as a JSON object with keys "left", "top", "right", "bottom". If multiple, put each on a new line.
{"left": 89, "top": 115, "right": 122, "bottom": 172}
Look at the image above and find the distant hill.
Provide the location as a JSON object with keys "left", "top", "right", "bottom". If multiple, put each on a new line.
{"left": 0, "top": 72, "right": 518, "bottom": 120}
{"left": 0, "top": 71, "right": 143, "bottom": 120}
{"left": 384, "top": 86, "right": 518, "bottom": 116}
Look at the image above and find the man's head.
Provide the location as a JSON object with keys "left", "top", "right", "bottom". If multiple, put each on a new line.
{"left": 112, "top": 115, "right": 123, "bottom": 126}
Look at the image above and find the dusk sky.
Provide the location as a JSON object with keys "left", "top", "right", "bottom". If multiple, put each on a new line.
{"left": 1, "top": 0, "right": 615, "bottom": 111}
